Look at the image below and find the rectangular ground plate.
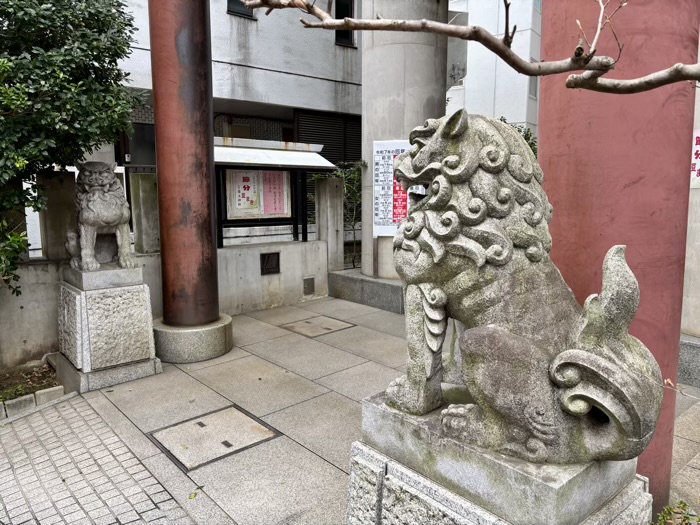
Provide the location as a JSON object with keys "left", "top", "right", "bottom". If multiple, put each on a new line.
{"left": 281, "top": 316, "right": 352, "bottom": 337}
{"left": 151, "top": 407, "right": 276, "bottom": 470}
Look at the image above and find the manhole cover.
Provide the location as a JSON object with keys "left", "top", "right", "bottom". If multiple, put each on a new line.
{"left": 282, "top": 315, "right": 352, "bottom": 337}
{"left": 152, "top": 407, "right": 275, "bottom": 470}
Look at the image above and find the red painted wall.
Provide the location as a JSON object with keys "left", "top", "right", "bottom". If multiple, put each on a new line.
{"left": 540, "top": 1, "right": 699, "bottom": 513}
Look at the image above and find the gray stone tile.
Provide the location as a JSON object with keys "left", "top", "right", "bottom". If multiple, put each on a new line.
{"left": 281, "top": 316, "right": 353, "bottom": 338}
{"left": 191, "top": 356, "right": 328, "bottom": 416}
{"left": 315, "top": 361, "right": 400, "bottom": 401}
{"left": 174, "top": 347, "right": 250, "bottom": 373}
{"left": 244, "top": 333, "right": 366, "bottom": 380}
{"left": 675, "top": 402, "right": 700, "bottom": 444}
{"left": 152, "top": 407, "right": 274, "bottom": 470}
{"left": 675, "top": 383, "right": 700, "bottom": 418}
{"left": 263, "top": 392, "right": 360, "bottom": 472}
{"left": 349, "top": 310, "right": 406, "bottom": 339}
{"left": 300, "top": 298, "right": 380, "bottom": 321}
{"left": 230, "top": 315, "right": 290, "bottom": 346}
{"left": 141, "top": 453, "right": 235, "bottom": 525}
{"left": 190, "top": 437, "right": 347, "bottom": 525}
{"left": 101, "top": 366, "right": 230, "bottom": 433}
{"left": 673, "top": 436, "right": 700, "bottom": 476}
{"left": 83, "top": 393, "right": 160, "bottom": 461}
{"left": 316, "top": 326, "right": 407, "bottom": 368}
{"left": 671, "top": 464, "right": 700, "bottom": 509}
{"left": 247, "top": 305, "right": 319, "bottom": 326}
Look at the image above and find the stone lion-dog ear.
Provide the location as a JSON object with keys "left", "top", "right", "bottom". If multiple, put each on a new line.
{"left": 110, "top": 162, "right": 118, "bottom": 172}
{"left": 442, "top": 109, "right": 469, "bottom": 139}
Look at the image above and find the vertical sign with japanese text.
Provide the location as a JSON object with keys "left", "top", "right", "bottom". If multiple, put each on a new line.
{"left": 691, "top": 129, "right": 700, "bottom": 189}
{"left": 373, "top": 140, "right": 410, "bottom": 237}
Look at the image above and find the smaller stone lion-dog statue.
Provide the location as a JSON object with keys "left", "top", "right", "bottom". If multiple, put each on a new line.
{"left": 386, "top": 109, "right": 663, "bottom": 463}
{"left": 65, "top": 161, "right": 135, "bottom": 272}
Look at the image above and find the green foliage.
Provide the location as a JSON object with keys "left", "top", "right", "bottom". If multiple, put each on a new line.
{"left": 655, "top": 501, "right": 699, "bottom": 524}
{"left": 0, "top": 0, "right": 141, "bottom": 293}
{"left": 0, "top": 219, "right": 28, "bottom": 296}
{"left": 499, "top": 116, "right": 538, "bottom": 158}
{"left": 314, "top": 161, "right": 365, "bottom": 268}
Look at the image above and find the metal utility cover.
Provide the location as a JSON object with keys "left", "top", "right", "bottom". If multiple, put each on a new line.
{"left": 282, "top": 316, "right": 352, "bottom": 338}
{"left": 152, "top": 407, "right": 275, "bottom": 470}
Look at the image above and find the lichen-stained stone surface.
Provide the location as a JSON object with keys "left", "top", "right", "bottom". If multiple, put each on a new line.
{"left": 86, "top": 284, "right": 155, "bottom": 370}
{"left": 347, "top": 444, "right": 385, "bottom": 525}
{"left": 58, "top": 284, "right": 82, "bottom": 370}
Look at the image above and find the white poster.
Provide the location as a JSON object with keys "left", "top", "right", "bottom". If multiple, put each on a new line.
{"left": 691, "top": 129, "right": 700, "bottom": 189}
{"left": 373, "top": 140, "right": 411, "bottom": 237}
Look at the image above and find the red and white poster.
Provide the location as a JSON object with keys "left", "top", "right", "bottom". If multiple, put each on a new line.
{"left": 373, "top": 140, "right": 410, "bottom": 237}
{"left": 691, "top": 129, "right": 700, "bottom": 189}
{"left": 226, "top": 170, "right": 290, "bottom": 219}
{"left": 262, "top": 171, "right": 288, "bottom": 215}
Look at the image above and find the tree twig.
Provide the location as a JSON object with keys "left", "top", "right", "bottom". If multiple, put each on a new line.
{"left": 502, "top": 0, "right": 516, "bottom": 49}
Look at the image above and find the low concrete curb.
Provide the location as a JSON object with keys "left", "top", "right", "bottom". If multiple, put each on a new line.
{"left": 1, "top": 384, "right": 65, "bottom": 420}
{"left": 329, "top": 269, "right": 403, "bottom": 314}
{"left": 0, "top": 391, "right": 77, "bottom": 427}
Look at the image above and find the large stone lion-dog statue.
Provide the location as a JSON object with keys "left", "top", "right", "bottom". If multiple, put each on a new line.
{"left": 386, "top": 109, "right": 663, "bottom": 463}
{"left": 65, "top": 161, "right": 135, "bottom": 272}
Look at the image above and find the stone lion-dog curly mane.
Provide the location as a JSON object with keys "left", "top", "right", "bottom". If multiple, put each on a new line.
{"left": 386, "top": 109, "right": 663, "bottom": 463}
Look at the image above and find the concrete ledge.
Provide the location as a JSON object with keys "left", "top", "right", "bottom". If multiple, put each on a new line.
{"left": 153, "top": 315, "right": 233, "bottom": 364}
{"left": 679, "top": 333, "right": 700, "bottom": 387}
{"left": 360, "top": 392, "right": 638, "bottom": 525}
{"left": 4, "top": 394, "right": 36, "bottom": 418}
{"left": 62, "top": 265, "right": 144, "bottom": 290}
{"left": 329, "top": 269, "right": 403, "bottom": 314}
{"left": 47, "top": 352, "right": 162, "bottom": 393}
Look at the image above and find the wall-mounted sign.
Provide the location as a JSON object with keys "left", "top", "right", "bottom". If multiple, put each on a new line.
{"left": 226, "top": 169, "right": 291, "bottom": 219}
{"left": 691, "top": 129, "right": 700, "bottom": 189}
{"left": 373, "top": 140, "right": 411, "bottom": 237}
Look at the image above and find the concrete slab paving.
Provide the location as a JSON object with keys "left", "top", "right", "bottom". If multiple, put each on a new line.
{"left": 189, "top": 436, "right": 348, "bottom": 525}
{"left": 350, "top": 310, "right": 406, "bottom": 339}
{"left": 300, "top": 297, "right": 380, "bottom": 321}
{"left": 244, "top": 333, "right": 366, "bottom": 380}
{"left": 316, "top": 361, "right": 401, "bottom": 402}
{"left": 670, "top": 464, "right": 700, "bottom": 509}
{"left": 101, "top": 365, "right": 231, "bottom": 433}
{"left": 316, "top": 325, "right": 407, "bottom": 368}
{"left": 674, "top": 402, "right": 700, "bottom": 444}
{"left": 230, "top": 314, "right": 289, "bottom": 346}
{"left": 281, "top": 315, "right": 353, "bottom": 337}
{"left": 190, "top": 355, "right": 329, "bottom": 416}
{"left": 152, "top": 406, "right": 275, "bottom": 470}
{"left": 174, "top": 346, "right": 250, "bottom": 373}
{"left": 673, "top": 435, "right": 700, "bottom": 476}
{"left": 247, "top": 305, "right": 319, "bottom": 326}
{"left": 263, "top": 392, "right": 361, "bottom": 473}
{"left": 675, "top": 384, "right": 700, "bottom": 418}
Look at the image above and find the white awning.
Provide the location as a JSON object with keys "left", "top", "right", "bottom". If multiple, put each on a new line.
{"left": 214, "top": 146, "right": 335, "bottom": 170}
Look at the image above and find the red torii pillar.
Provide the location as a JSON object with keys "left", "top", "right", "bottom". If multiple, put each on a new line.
{"left": 540, "top": 1, "right": 699, "bottom": 513}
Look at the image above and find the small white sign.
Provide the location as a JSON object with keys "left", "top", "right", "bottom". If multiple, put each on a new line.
{"left": 691, "top": 128, "right": 700, "bottom": 189}
{"left": 373, "top": 140, "right": 411, "bottom": 237}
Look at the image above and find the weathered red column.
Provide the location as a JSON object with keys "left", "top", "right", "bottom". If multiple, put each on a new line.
{"left": 148, "top": 0, "right": 232, "bottom": 363}
{"left": 540, "top": 2, "right": 699, "bottom": 513}
{"left": 149, "top": 0, "right": 219, "bottom": 326}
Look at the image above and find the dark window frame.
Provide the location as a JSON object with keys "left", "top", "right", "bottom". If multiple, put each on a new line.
{"left": 335, "top": 0, "right": 355, "bottom": 47}
{"left": 227, "top": 0, "right": 257, "bottom": 20}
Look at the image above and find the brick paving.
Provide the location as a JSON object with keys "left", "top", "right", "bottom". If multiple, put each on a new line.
{"left": 0, "top": 397, "right": 193, "bottom": 525}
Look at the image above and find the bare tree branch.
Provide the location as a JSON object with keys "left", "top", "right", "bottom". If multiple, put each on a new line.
{"left": 502, "top": 0, "right": 516, "bottom": 49}
{"left": 244, "top": 0, "right": 700, "bottom": 95}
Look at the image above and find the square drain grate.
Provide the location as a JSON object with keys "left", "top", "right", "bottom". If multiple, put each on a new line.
{"left": 152, "top": 407, "right": 276, "bottom": 470}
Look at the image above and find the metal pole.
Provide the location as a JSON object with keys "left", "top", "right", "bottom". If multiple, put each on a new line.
{"left": 148, "top": 0, "right": 219, "bottom": 326}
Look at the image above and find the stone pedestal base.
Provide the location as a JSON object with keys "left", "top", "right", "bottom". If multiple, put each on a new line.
{"left": 348, "top": 443, "right": 651, "bottom": 525}
{"left": 153, "top": 315, "right": 233, "bottom": 363}
{"left": 350, "top": 393, "right": 653, "bottom": 525}
{"left": 57, "top": 266, "right": 159, "bottom": 391}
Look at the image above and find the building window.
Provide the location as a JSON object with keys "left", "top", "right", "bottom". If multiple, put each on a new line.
{"left": 227, "top": 0, "right": 256, "bottom": 19}
{"left": 534, "top": 0, "right": 542, "bottom": 12}
{"left": 335, "top": 0, "right": 354, "bottom": 46}
{"left": 529, "top": 58, "right": 539, "bottom": 99}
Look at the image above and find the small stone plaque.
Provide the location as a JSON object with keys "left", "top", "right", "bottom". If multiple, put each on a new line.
{"left": 152, "top": 407, "right": 275, "bottom": 470}
{"left": 281, "top": 316, "right": 352, "bottom": 337}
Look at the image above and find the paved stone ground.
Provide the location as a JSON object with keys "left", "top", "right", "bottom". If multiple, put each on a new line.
{"left": 0, "top": 396, "right": 192, "bottom": 525}
{"left": 1, "top": 297, "right": 699, "bottom": 524}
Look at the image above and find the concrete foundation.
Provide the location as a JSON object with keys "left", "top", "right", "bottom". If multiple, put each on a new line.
{"left": 347, "top": 442, "right": 652, "bottom": 525}
{"left": 153, "top": 314, "right": 233, "bottom": 363}
{"left": 329, "top": 269, "right": 403, "bottom": 314}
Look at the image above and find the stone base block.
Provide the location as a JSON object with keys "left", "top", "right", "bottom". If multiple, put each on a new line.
{"left": 360, "top": 393, "right": 640, "bottom": 525}
{"left": 62, "top": 265, "right": 144, "bottom": 290}
{"left": 153, "top": 315, "right": 233, "bottom": 363}
{"left": 47, "top": 352, "right": 162, "bottom": 393}
{"left": 58, "top": 276, "right": 156, "bottom": 372}
{"left": 348, "top": 442, "right": 652, "bottom": 525}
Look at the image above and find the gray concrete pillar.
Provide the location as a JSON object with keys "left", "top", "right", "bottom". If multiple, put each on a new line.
{"left": 316, "top": 177, "right": 345, "bottom": 272}
{"left": 129, "top": 172, "right": 161, "bottom": 254}
{"left": 38, "top": 171, "right": 75, "bottom": 260}
{"left": 360, "top": 0, "right": 448, "bottom": 278}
